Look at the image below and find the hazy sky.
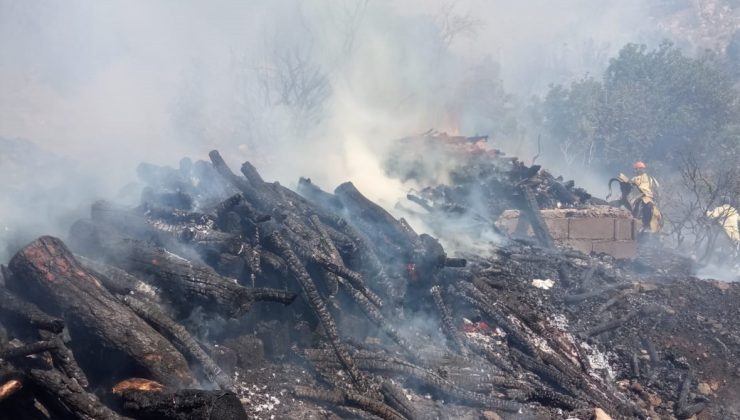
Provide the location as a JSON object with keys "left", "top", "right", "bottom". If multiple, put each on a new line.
{"left": 1, "top": 0, "right": 730, "bottom": 254}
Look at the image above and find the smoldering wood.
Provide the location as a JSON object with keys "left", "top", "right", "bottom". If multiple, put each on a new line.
{"left": 265, "top": 228, "right": 368, "bottom": 391}
{"left": 563, "top": 283, "right": 631, "bottom": 304}
{"left": 518, "top": 185, "right": 553, "bottom": 248}
{"left": 333, "top": 405, "right": 385, "bottom": 420}
{"left": 93, "top": 200, "right": 243, "bottom": 255}
{"left": 292, "top": 385, "right": 406, "bottom": 420}
{"left": 430, "top": 285, "right": 468, "bottom": 356}
{"left": 305, "top": 350, "right": 521, "bottom": 412}
{"left": 335, "top": 181, "right": 417, "bottom": 253}
{"left": 381, "top": 381, "right": 419, "bottom": 420}
{"left": 112, "top": 241, "right": 296, "bottom": 317}
{"left": 70, "top": 221, "right": 295, "bottom": 318}
{"left": 581, "top": 310, "right": 639, "bottom": 338}
{"left": 27, "top": 366, "right": 128, "bottom": 420}
{"left": 297, "top": 177, "right": 343, "bottom": 213}
{"left": 0, "top": 378, "right": 22, "bottom": 403}
{"left": 7, "top": 236, "right": 194, "bottom": 388}
{"left": 121, "top": 295, "right": 232, "bottom": 390}
{"left": 141, "top": 188, "right": 194, "bottom": 210}
{"left": 0, "top": 341, "right": 57, "bottom": 360}
{"left": 37, "top": 330, "right": 89, "bottom": 388}
{"left": 286, "top": 228, "right": 383, "bottom": 308}
{"left": 118, "top": 388, "right": 248, "bottom": 420}
{"left": 336, "top": 278, "right": 415, "bottom": 357}
{"left": 76, "top": 254, "right": 160, "bottom": 302}
{"left": 0, "top": 287, "right": 65, "bottom": 334}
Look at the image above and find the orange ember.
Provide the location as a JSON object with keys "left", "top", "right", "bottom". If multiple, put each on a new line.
{"left": 112, "top": 378, "right": 165, "bottom": 394}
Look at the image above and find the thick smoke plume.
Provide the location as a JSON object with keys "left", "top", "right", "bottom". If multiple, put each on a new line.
{"left": 0, "top": 0, "right": 731, "bottom": 259}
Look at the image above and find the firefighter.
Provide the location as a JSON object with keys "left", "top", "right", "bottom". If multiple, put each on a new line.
{"left": 630, "top": 161, "right": 662, "bottom": 234}
{"left": 706, "top": 204, "right": 740, "bottom": 253}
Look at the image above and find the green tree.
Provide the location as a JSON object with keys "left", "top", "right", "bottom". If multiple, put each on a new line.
{"left": 543, "top": 42, "right": 739, "bottom": 173}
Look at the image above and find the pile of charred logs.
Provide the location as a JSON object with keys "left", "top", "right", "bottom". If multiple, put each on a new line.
{"left": 0, "top": 149, "right": 702, "bottom": 419}
{"left": 386, "top": 137, "right": 602, "bottom": 248}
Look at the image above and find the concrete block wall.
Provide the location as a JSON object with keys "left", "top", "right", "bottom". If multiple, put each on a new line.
{"left": 497, "top": 206, "right": 638, "bottom": 258}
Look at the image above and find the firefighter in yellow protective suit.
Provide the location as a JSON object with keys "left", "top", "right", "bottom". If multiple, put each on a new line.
{"left": 706, "top": 204, "right": 740, "bottom": 252}
{"left": 630, "top": 161, "right": 662, "bottom": 234}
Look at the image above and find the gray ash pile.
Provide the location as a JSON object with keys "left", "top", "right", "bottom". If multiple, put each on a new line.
{"left": 1, "top": 149, "right": 738, "bottom": 419}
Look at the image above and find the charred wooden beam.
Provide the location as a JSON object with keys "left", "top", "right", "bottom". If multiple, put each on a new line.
{"left": 563, "top": 283, "right": 631, "bottom": 304}
{"left": 293, "top": 385, "right": 405, "bottom": 420}
{"left": 0, "top": 287, "right": 65, "bottom": 334}
{"left": 518, "top": 185, "right": 553, "bottom": 248}
{"left": 0, "top": 341, "right": 57, "bottom": 360}
{"left": 7, "top": 236, "right": 194, "bottom": 387}
{"left": 286, "top": 228, "right": 383, "bottom": 308}
{"left": 117, "top": 387, "right": 247, "bottom": 420}
{"left": 297, "top": 177, "right": 343, "bottom": 213}
{"left": 28, "top": 366, "right": 128, "bottom": 420}
{"left": 71, "top": 222, "right": 295, "bottom": 318}
{"left": 335, "top": 182, "right": 416, "bottom": 259}
{"left": 337, "top": 278, "right": 414, "bottom": 358}
{"left": 76, "top": 255, "right": 160, "bottom": 301}
{"left": 265, "top": 228, "right": 367, "bottom": 391}
{"left": 37, "top": 330, "right": 89, "bottom": 388}
{"left": 430, "top": 285, "right": 467, "bottom": 356}
{"left": 121, "top": 295, "right": 233, "bottom": 390}
{"left": 381, "top": 381, "right": 419, "bottom": 420}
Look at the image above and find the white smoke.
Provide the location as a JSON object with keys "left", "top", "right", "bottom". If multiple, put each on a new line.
{"left": 0, "top": 0, "right": 724, "bottom": 260}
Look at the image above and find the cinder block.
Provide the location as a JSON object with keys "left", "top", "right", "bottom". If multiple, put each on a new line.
{"left": 563, "top": 239, "right": 593, "bottom": 254}
{"left": 592, "top": 240, "right": 637, "bottom": 259}
{"left": 496, "top": 217, "right": 520, "bottom": 235}
{"left": 615, "top": 218, "right": 635, "bottom": 240}
{"left": 543, "top": 217, "right": 569, "bottom": 240}
{"left": 568, "top": 218, "right": 615, "bottom": 240}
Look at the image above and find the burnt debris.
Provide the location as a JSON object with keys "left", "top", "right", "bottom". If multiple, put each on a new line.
{"left": 1, "top": 149, "right": 738, "bottom": 419}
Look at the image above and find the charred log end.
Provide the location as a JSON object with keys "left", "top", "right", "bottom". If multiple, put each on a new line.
{"left": 120, "top": 388, "right": 248, "bottom": 420}
{"left": 0, "top": 379, "right": 23, "bottom": 402}
{"left": 11, "top": 236, "right": 103, "bottom": 290}
{"left": 112, "top": 378, "right": 166, "bottom": 395}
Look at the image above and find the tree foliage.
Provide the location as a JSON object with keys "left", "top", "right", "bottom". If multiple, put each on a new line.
{"left": 542, "top": 42, "right": 739, "bottom": 173}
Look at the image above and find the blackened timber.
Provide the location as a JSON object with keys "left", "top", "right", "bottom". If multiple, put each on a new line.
{"left": 430, "top": 285, "right": 467, "bottom": 356}
{"left": 37, "top": 330, "right": 89, "bottom": 388}
{"left": 265, "top": 229, "right": 367, "bottom": 391}
{"left": 122, "top": 295, "right": 233, "bottom": 390}
{"left": 297, "top": 178, "right": 343, "bottom": 213}
{"left": 337, "top": 278, "right": 414, "bottom": 357}
{"left": 0, "top": 341, "right": 57, "bottom": 360}
{"left": 519, "top": 185, "right": 553, "bottom": 248}
{"left": 7, "top": 236, "right": 194, "bottom": 387}
{"left": 335, "top": 181, "right": 416, "bottom": 257}
{"left": 293, "top": 385, "right": 405, "bottom": 420}
{"left": 76, "top": 255, "right": 160, "bottom": 301}
{"left": 564, "top": 283, "right": 631, "bottom": 304}
{"left": 381, "top": 381, "right": 419, "bottom": 420}
{"left": 0, "top": 287, "right": 65, "bottom": 333}
{"left": 74, "top": 226, "right": 295, "bottom": 318}
{"left": 118, "top": 388, "right": 247, "bottom": 420}
{"left": 335, "top": 181, "right": 415, "bottom": 246}
{"left": 28, "top": 367, "right": 128, "bottom": 420}
{"left": 286, "top": 228, "right": 383, "bottom": 308}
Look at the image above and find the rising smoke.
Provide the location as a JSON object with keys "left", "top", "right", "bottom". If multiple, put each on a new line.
{"left": 0, "top": 0, "right": 722, "bottom": 261}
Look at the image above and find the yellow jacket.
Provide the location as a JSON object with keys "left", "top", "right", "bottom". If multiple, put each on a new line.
{"left": 630, "top": 173, "right": 659, "bottom": 204}
{"left": 707, "top": 205, "right": 740, "bottom": 242}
